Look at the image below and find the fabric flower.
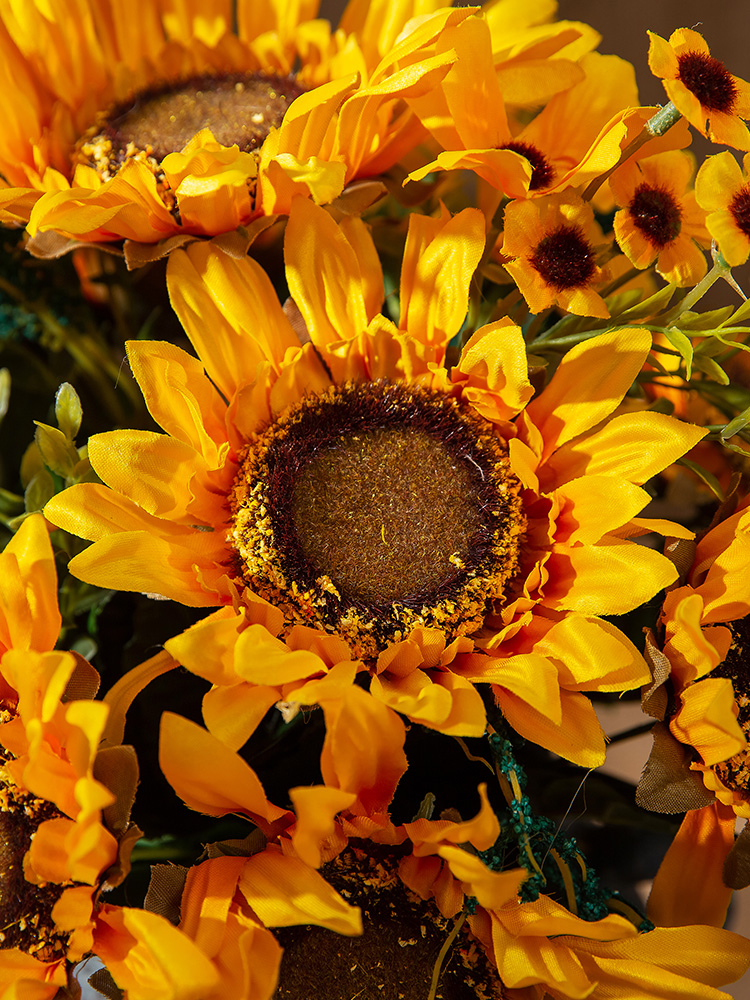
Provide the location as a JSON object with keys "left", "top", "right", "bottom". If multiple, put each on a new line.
{"left": 45, "top": 198, "right": 705, "bottom": 768}
{"left": 695, "top": 150, "right": 750, "bottom": 266}
{"left": 648, "top": 28, "right": 750, "bottom": 149}
{"left": 499, "top": 193, "right": 610, "bottom": 317}
{"left": 147, "top": 714, "right": 750, "bottom": 1000}
{"left": 0, "top": 515, "right": 219, "bottom": 1000}
{"left": 0, "top": 0, "right": 470, "bottom": 259}
{"left": 611, "top": 149, "right": 709, "bottom": 286}
{"left": 639, "top": 496, "right": 750, "bottom": 824}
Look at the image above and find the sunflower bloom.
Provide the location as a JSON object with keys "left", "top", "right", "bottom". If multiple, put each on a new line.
{"left": 695, "top": 150, "right": 750, "bottom": 266}
{"left": 0, "top": 515, "right": 219, "bottom": 1000}
{"left": 151, "top": 714, "right": 750, "bottom": 1000}
{"left": 611, "top": 150, "right": 709, "bottom": 286}
{"left": 0, "top": 0, "right": 469, "bottom": 257}
{"left": 45, "top": 198, "right": 705, "bottom": 767}
{"left": 648, "top": 28, "right": 750, "bottom": 149}
{"left": 499, "top": 192, "right": 610, "bottom": 317}
{"left": 639, "top": 497, "right": 750, "bottom": 824}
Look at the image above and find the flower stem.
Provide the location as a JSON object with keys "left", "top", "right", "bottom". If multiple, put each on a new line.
{"left": 582, "top": 101, "right": 683, "bottom": 201}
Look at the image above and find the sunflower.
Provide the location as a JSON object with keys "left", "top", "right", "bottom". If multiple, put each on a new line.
{"left": 498, "top": 192, "right": 611, "bottom": 317}
{"left": 695, "top": 150, "right": 750, "bottom": 266}
{"left": 146, "top": 712, "right": 750, "bottom": 1000}
{"left": 45, "top": 198, "right": 706, "bottom": 768}
{"left": 0, "top": 515, "right": 221, "bottom": 1000}
{"left": 611, "top": 149, "right": 709, "bottom": 286}
{"left": 647, "top": 28, "right": 750, "bottom": 149}
{"left": 638, "top": 496, "right": 750, "bottom": 827}
{"left": 0, "top": 0, "right": 472, "bottom": 260}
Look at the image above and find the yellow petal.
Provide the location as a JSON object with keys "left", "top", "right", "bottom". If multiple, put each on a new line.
{"left": 94, "top": 904, "right": 220, "bottom": 1000}
{"left": 527, "top": 328, "right": 652, "bottom": 462}
{"left": 239, "top": 848, "right": 362, "bottom": 935}
{"left": 399, "top": 207, "right": 485, "bottom": 347}
{"left": 158, "top": 712, "right": 288, "bottom": 834}
{"left": 289, "top": 785, "right": 357, "bottom": 868}
{"left": 454, "top": 318, "right": 533, "bottom": 422}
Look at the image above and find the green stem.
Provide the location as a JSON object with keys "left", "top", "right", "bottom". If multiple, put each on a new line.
{"left": 582, "top": 101, "right": 683, "bottom": 201}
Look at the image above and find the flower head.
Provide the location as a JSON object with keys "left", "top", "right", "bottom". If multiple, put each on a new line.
{"left": 611, "top": 149, "right": 709, "bottom": 285}
{"left": 0, "top": 0, "right": 468, "bottom": 257}
{"left": 648, "top": 28, "right": 750, "bottom": 149}
{"left": 639, "top": 496, "right": 750, "bottom": 825}
{"left": 499, "top": 193, "right": 610, "bottom": 317}
{"left": 695, "top": 150, "right": 750, "bottom": 266}
{"left": 45, "top": 199, "right": 705, "bottom": 767}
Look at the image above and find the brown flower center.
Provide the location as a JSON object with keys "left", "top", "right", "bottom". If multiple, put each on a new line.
{"left": 500, "top": 141, "right": 555, "bottom": 190}
{"left": 677, "top": 51, "right": 737, "bottom": 113}
{"left": 81, "top": 71, "right": 305, "bottom": 175}
{"left": 0, "top": 750, "right": 70, "bottom": 960}
{"left": 730, "top": 185, "right": 750, "bottom": 238}
{"left": 530, "top": 225, "right": 596, "bottom": 291}
{"left": 629, "top": 183, "right": 682, "bottom": 248}
{"left": 230, "top": 381, "right": 525, "bottom": 658}
{"left": 710, "top": 617, "right": 750, "bottom": 800}
{"left": 273, "top": 845, "right": 508, "bottom": 1000}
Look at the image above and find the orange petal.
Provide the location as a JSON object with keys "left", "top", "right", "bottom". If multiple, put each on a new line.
{"left": 289, "top": 785, "right": 357, "bottom": 868}
{"left": 648, "top": 802, "right": 735, "bottom": 928}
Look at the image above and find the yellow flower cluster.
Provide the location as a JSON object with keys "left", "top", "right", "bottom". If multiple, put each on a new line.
{"left": 0, "top": 2, "right": 750, "bottom": 999}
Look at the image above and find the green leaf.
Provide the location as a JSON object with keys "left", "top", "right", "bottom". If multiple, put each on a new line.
{"left": 0, "top": 369, "right": 10, "bottom": 425}
{"left": 34, "top": 422, "right": 79, "bottom": 478}
{"left": 677, "top": 457, "right": 724, "bottom": 500}
{"left": 678, "top": 306, "right": 734, "bottom": 330}
{"left": 721, "top": 405, "right": 750, "bottom": 441}
{"left": 54, "top": 381, "right": 82, "bottom": 440}
{"left": 663, "top": 327, "right": 693, "bottom": 378}
{"left": 24, "top": 469, "right": 55, "bottom": 513}
{"left": 616, "top": 283, "right": 676, "bottom": 323}
{"left": 690, "top": 353, "right": 730, "bottom": 384}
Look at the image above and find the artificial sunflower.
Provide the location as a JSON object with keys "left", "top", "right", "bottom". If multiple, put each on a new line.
{"left": 408, "top": 24, "right": 690, "bottom": 207}
{"left": 647, "top": 27, "right": 750, "bottom": 149}
{"left": 695, "top": 150, "right": 750, "bottom": 266}
{"left": 0, "top": 0, "right": 471, "bottom": 260}
{"left": 611, "top": 149, "right": 709, "bottom": 286}
{"left": 147, "top": 714, "right": 750, "bottom": 1000}
{"left": 638, "top": 495, "right": 750, "bottom": 826}
{"left": 0, "top": 515, "right": 219, "bottom": 1000}
{"left": 498, "top": 192, "right": 611, "bottom": 317}
{"left": 45, "top": 198, "right": 706, "bottom": 768}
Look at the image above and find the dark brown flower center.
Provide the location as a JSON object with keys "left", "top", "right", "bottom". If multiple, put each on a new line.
{"left": 677, "top": 51, "right": 737, "bottom": 113}
{"left": 500, "top": 141, "right": 555, "bottom": 190}
{"left": 0, "top": 749, "right": 70, "bottom": 960}
{"left": 730, "top": 185, "right": 750, "bottom": 238}
{"left": 709, "top": 616, "right": 750, "bottom": 799}
{"left": 530, "top": 225, "right": 596, "bottom": 291}
{"left": 629, "top": 183, "right": 682, "bottom": 248}
{"left": 230, "top": 381, "right": 525, "bottom": 658}
{"left": 86, "top": 71, "right": 305, "bottom": 169}
{"left": 273, "top": 845, "right": 507, "bottom": 1000}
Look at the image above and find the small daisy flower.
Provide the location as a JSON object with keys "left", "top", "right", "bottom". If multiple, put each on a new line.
{"left": 695, "top": 150, "right": 750, "bottom": 266}
{"left": 611, "top": 149, "right": 709, "bottom": 285}
{"left": 648, "top": 28, "right": 750, "bottom": 149}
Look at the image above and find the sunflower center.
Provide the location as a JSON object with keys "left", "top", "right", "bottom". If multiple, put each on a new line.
{"left": 86, "top": 71, "right": 305, "bottom": 169}
{"left": 710, "top": 616, "right": 750, "bottom": 799}
{"left": 730, "top": 185, "right": 750, "bottom": 238}
{"left": 500, "top": 141, "right": 555, "bottom": 190}
{"left": 677, "top": 51, "right": 737, "bottom": 113}
{"left": 273, "top": 845, "right": 506, "bottom": 1000}
{"left": 530, "top": 225, "right": 596, "bottom": 291}
{"left": 630, "top": 183, "right": 682, "bottom": 248}
{"left": 230, "top": 381, "right": 525, "bottom": 658}
{"left": 0, "top": 752, "right": 69, "bottom": 960}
